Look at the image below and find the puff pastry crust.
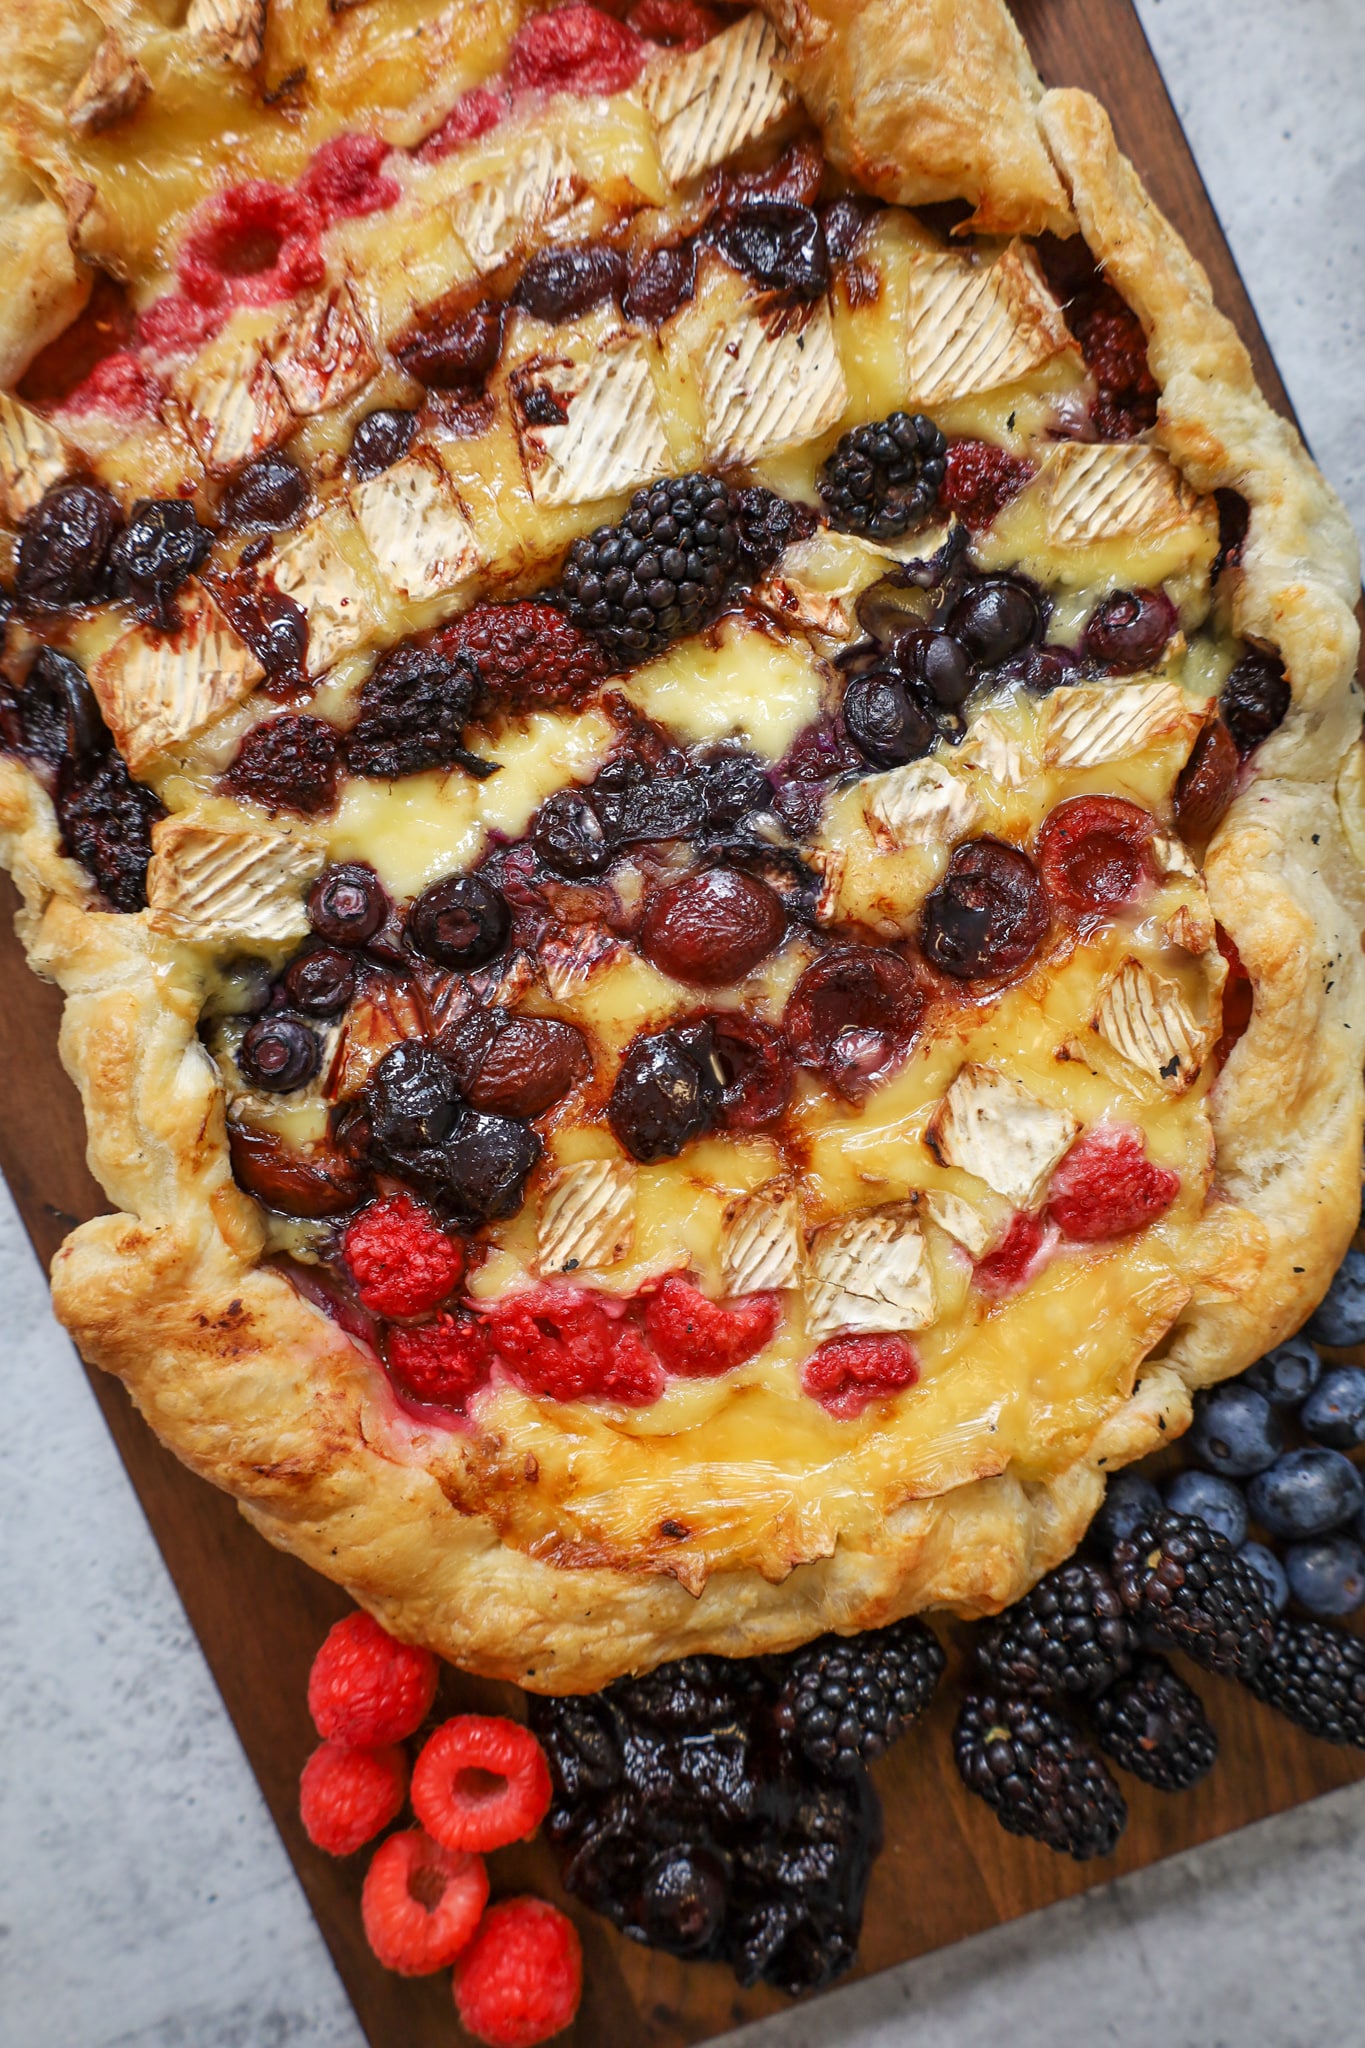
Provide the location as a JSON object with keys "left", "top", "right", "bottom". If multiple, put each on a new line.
{"left": 0, "top": 0, "right": 1360, "bottom": 1691}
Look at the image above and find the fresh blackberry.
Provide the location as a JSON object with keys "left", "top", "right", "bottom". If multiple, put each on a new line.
{"left": 953, "top": 1693, "right": 1127, "bottom": 1861}
{"left": 973, "top": 1561, "right": 1136, "bottom": 1700}
{"left": 1243, "top": 1618, "right": 1365, "bottom": 1747}
{"left": 817, "top": 411, "right": 947, "bottom": 540}
{"left": 556, "top": 473, "right": 741, "bottom": 665}
{"left": 779, "top": 1618, "right": 945, "bottom": 1776}
{"left": 1090, "top": 1656, "right": 1218, "bottom": 1792}
{"left": 1110, "top": 1510, "right": 1274, "bottom": 1680}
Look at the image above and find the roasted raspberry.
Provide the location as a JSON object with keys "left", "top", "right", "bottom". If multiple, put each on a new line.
{"left": 643, "top": 1275, "right": 781, "bottom": 1378}
{"left": 179, "top": 181, "right": 324, "bottom": 314}
{"left": 1035, "top": 795, "right": 1156, "bottom": 915}
{"left": 818, "top": 411, "right": 946, "bottom": 540}
{"left": 298, "top": 133, "right": 399, "bottom": 227}
{"left": 1047, "top": 1127, "right": 1179, "bottom": 1241}
{"left": 136, "top": 291, "right": 224, "bottom": 357}
{"left": 1071, "top": 284, "right": 1159, "bottom": 441}
{"left": 506, "top": 3, "right": 645, "bottom": 96}
{"left": 386, "top": 1313, "right": 493, "bottom": 1411}
{"left": 486, "top": 1286, "right": 665, "bottom": 1405}
{"left": 453, "top": 1897, "right": 583, "bottom": 2048}
{"left": 974, "top": 1210, "right": 1047, "bottom": 1299}
{"left": 60, "top": 349, "right": 160, "bottom": 421}
{"left": 362, "top": 1829, "right": 489, "bottom": 1975}
{"left": 308, "top": 1611, "right": 440, "bottom": 1748}
{"left": 1212, "top": 924, "right": 1253, "bottom": 1070}
{"left": 344, "top": 1195, "right": 465, "bottom": 1318}
{"left": 346, "top": 639, "right": 480, "bottom": 780}
{"left": 299, "top": 1740, "right": 407, "bottom": 1856}
{"left": 56, "top": 751, "right": 163, "bottom": 912}
{"left": 412, "top": 1716, "right": 554, "bottom": 1854}
{"left": 938, "top": 439, "right": 1035, "bottom": 530}
{"left": 419, "top": 85, "right": 507, "bottom": 162}
{"left": 628, "top": 0, "right": 719, "bottom": 49}
{"left": 444, "top": 599, "right": 605, "bottom": 711}
{"left": 802, "top": 1333, "right": 919, "bottom": 1419}
{"left": 639, "top": 866, "right": 786, "bottom": 985}
{"left": 226, "top": 714, "right": 341, "bottom": 816}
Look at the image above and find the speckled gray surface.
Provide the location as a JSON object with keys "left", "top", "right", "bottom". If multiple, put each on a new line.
{"left": 3, "top": 6, "right": 1364, "bottom": 2045}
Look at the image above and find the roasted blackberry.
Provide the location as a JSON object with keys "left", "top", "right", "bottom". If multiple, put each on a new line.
{"left": 953, "top": 1692, "right": 1126, "bottom": 1861}
{"left": 1090, "top": 1655, "right": 1218, "bottom": 1791}
{"left": 734, "top": 484, "right": 815, "bottom": 577}
{"left": 345, "top": 639, "right": 483, "bottom": 779}
{"left": 556, "top": 473, "right": 741, "bottom": 664}
{"left": 55, "top": 751, "right": 163, "bottom": 913}
{"left": 1244, "top": 1619, "right": 1365, "bottom": 1746}
{"left": 1110, "top": 1509, "right": 1274, "bottom": 1680}
{"left": 818, "top": 412, "right": 947, "bottom": 540}
{"left": 974, "top": 1561, "right": 1136, "bottom": 1699}
{"left": 779, "top": 1618, "right": 945, "bottom": 1775}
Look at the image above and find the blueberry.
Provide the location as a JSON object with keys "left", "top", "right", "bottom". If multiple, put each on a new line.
{"left": 1092, "top": 1470, "right": 1162, "bottom": 1551}
{"left": 1243, "top": 1334, "right": 1322, "bottom": 1409}
{"left": 1300, "top": 1366, "right": 1365, "bottom": 1450}
{"left": 1306, "top": 1248, "right": 1365, "bottom": 1346}
{"left": 1163, "top": 1470, "right": 1248, "bottom": 1549}
{"left": 1187, "top": 1384, "right": 1283, "bottom": 1478}
{"left": 1238, "top": 1541, "right": 1289, "bottom": 1616}
{"left": 1283, "top": 1536, "right": 1365, "bottom": 1620}
{"left": 1248, "top": 1448, "right": 1365, "bottom": 1539}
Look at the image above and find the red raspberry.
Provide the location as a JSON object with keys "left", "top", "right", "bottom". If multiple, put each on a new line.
{"left": 628, "top": 0, "right": 720, "bottom": 49}
{"left": 136, "top": 291, "right": 225, "bottom": 358}
{"left": 939, "top": 440, "right": 1035, "bottom": 530}
{"left": 506, "top": 4, "right": 645, "bottom": 97}
{"left": 59, "top": 350, "right": 160, "bottom": 420}
{"left": 440, "top": 601, "right": 605, "bottom": 713}
{"left": 802, "top": 1332, "right": 919, "bottom": 1419}
{"left": 643, "top": 1274, "right": 781, "bottom": 1378}
{"left": 344, "top": 1195, "right": 466, "bottom": 1318}
{"left": 974, "top": 1209, "right": 1048, "bottom": 1299}
{"left": 361, "top": 1828, "right": 488, "bottom": 1975}
{"left": 487, "top": 1287, "right": 665, "bottom": 1405}
{"left": 299, "top": 1740, "right": 406, "bottom": 1856}
{"left": 1046, "top": 1126, "right": 1179, "bottom": 1241}
{"left": 453, "top": 1897, "right": 583, "bottom": 2048}
{"left": 1072, "top": 286, "right": 1158, "bottom": 441}
{"left": 308, "top": 1611, "right": 439, "bottom": 1747}
{"left": 386, "top": 1313, "right": 493, "bottom": 1411}
{"left": 1213, "top": 924, "right": 1253, "bottom": 1071}
{"left": 419, "top": 85, "right": 508, "bottom": 161}
{"left": 179, "top": 181, "right": 324, "bottom": 315}
{"left": 298, "top": 133, "right": 400, "bottom": 227}
{"left": 1035, "top": 794, "right": 1156, "bottom": 914}
{"left": 412, "top": 1717, "right": 553, "bottom": 1855}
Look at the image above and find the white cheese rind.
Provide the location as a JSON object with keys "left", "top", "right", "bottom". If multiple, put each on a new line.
{"left": 66, "top": 33, "right": 151, "bottom": 136}
{"left": 698, "top": 297, "right": 846, "bottom": 466}
{"left": 185, "top": 0, "right": 265, "bottom": 68}
{"left": 927, "top": 1064, "right": 1080, "bottom": 1210}
{"left": 449, "top": 139, "right": 581, "bottom": 271}
{"left": 515, "top": 338, "right": 671, "bottom": 506}
{"left": 173, "top": 338, "right": 292, "bottom": 475}
{"left": 644, "top": 14, "right": 797, "bottom": 187}
{"left": 865, "top": 758, "right": 981, "bottom": 848}
{"left": 1042, "top": 443, "right": 1213, "bottom": 549}
{"left": 906, "top": 241, "right": 1071, "bottom": 407}
{"left": 957, "top": 712, "right": 1035, "bottom": 791}
{"left": 807, "top": 1209, "right": 936, "bottom": 1339}
{"left": 1093, "top": 957, "right": 1208, "bottom": 1093}
{"left": 146, "top": 819, "right": 324, "bottom": 942}
{"left": 0, "top": 394, "right": 71, "bottom": 520}
{"left": 1045, "top": 682, "right": 1200, "bottom": 769}
{"left": 537, "top": 1160, "right": 636, "bottom": 1276}
{"left": 720, "top": 1185, "right": 804, "bottom": 1298}
{"left": 270, "top": 521, "right": 376, "bottom": 676}
{"left": 92, "top": 587, "right": 264, "bottom": 773}
{"left": 538, "top": 924, "right": 622, "bottom": 1001}
{"left": 268, "top": 285, "right": 379, "bottom": 417}
{"left": 350, "top": 456, "right": 483, "bottom": 603}
{"left": 922, "top": 1188, "right": 997, "bottom": 1259}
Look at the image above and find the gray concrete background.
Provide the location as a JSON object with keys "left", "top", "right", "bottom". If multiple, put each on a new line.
{"left": 2, "top": 3, "right": 1362, "bottom": 2042}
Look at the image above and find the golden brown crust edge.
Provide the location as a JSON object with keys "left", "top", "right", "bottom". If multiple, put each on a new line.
{"left": 0, "top": 8, "right": 1358, "bottom": 1688}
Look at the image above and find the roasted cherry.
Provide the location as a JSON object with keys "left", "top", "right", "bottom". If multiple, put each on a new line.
{"left": 915, "top": 631, "right": 973, "bottom": 707}
{"left": 228, "top": 1122, "right": 370, "bottom": 1217}
{"left": 1174, "top": 720, "right": 1240, "bottom": 840}
{"left": 110, "top": 498, "right": 213, "bottom": 625}
{"left": 1035, "top": 796, "right": 1155, "bottom": 915}
{"left": 946, "top": 577, "right": 1041, "bottom": 668}
{"left": 641, "top": 1847, "right": 729, "bottom": 1953}
{"left": 1081, "top": 587, "right": 1175, "bottom": 672}
{"left": 14, "top": 647, "right": 106, "bottom": 768}
{"left": 213, "top": 572, "right": 309, "bottom": 691}
{"left": 282, "top": 946, "right": 357, "bottom": 1016}
{"left": 237, "top": 1015, "right": 322, "bottom": 1092}
{"left": 432, "top": 1109, "right": 543, "bottom": 1224}
{"left": 710, "top": 203, "right": 829, "bottom": 300}
{"left": 640, "top": 867, "right": 786, "bottom": 986}
{"left": 820, "top": 192, "right": 879, "bottom": 264}
{"left": 218, "top": 457, "right": 308, "bottom": 531}
{"left": 993, "top": 644, "right": 1079, "bottom": 695}
{"left": 842, "top": 670, "right": 934, "bottom": 768}
{"left": 349, "top": 407, "right": 419, "bottom": 479}
{"left": 532, "top": 787, "right": 613, "bottom": 877}
{"left": 711, "top": 1011, "right": 793, "bottom": 1129}
{"left": 784, "top": 946, "right": 924, "bottom": 1101}
{"left": 443, "top": 1009, "right": 591, "bottom": 1116}
{"left": 17, "top": 480, "right": 120, "bottom": 610}
{"left": 623, "top": 240, "right": 697, "bottom": 325}
{"left": 920, "top": 838, "right": 1049, "bottom": 979}
{"left": 608, "top": 1022, "right": 723, "bottom": 1161}
{"left": 1220, "top": 649, "right": 1290, "bottom": 754}
{"left": 397, "top": 302, "right": 504, "bottom": 388}
{"left": 406, "top": 873, "right": 509, "bottom": 968}
{"left": 698, "top": 750, "right": 773, "bottom": 829}
{"left": 513, "top": 243, "right": 628, "bottom": 322}
{"left": 367, "top": 1042, "right": 463, "bottom": 1148}
{"left": 308, "top": 862, "right": 389, "bottom": 945}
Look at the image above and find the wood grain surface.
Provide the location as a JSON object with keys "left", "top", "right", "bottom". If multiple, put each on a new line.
{"left": 2, "top": 5, "right": 1361, "bottom": 2045}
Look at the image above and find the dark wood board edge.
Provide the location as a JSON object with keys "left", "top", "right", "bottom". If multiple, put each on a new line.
{"left": 2, "top": 4, "right": 1362, "bottom": 2046}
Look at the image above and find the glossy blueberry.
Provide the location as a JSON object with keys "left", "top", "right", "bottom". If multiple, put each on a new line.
{"left": 1238, "top": 1541, "right": 1289, "bottom": 1617}
{"left": 1283, "top": 1536, "right": 1365, "bottom": 1620}
{"left": 1307, "top": 1248, "right": 1365, "bottom": 1346}
{"left": 237, "top": 1015, "right": 321, "bottom": 1093}
{"left": 1187, "top": 1383, "right": 1283, "bottom": 1478}
{"left": 1247, "top": 1448, "right": 1365, "bottom": 1540}
{"left": 406, "top": 873, "right": 509, "bottom": 969}
{"left": 1243, "top": 1334, "right": 1322, "bottom": 1409}
{"left": 1300, "top": 1366, "right": 1365, "bottom": 1450}
{"left": 1092, "top": 1470, "right": 1162, "bottom": 1552}
{"left": 1163, "top": 1470, "right": 1248, "bottom": 1550}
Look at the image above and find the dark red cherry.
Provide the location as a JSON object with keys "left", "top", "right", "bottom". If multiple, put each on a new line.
{"left": 711, "top": 1011, "right": 793, "bottom": 1129}
{"left": 640, "top": 867, "right": 786, "bottom": 986}
{"left": 1220, "top": 649, "right": 1290, "bottom": 754}
{"left": 1174, "top": 721, "right": 1240, "bottom": 839}
{"left": 307, "top": 862, "right": 389, "bottom": 945}
{"left": 17, "top": 480, "right": 120, "bottom": 611}
{"left": 842, "top": 671, "right": 934, "bottom": 768}
{"left": 1036, "top": 796, "right": 1156, "bottom": 914}
{"left": 532, "top": 787, "right": 613, "bottom": 877}
{"left": 349, "top": 407, "right": 419, "bottom": 479}
{"left": 607, "top": 1023, "right": 723, "bottom": 1161}
{"left": 623, "top": 240, "right": 697, "bottom": 325}
{"left": 784, "top": 947, "right": 924, "bottom": 1102}
{"left": 710, "top": 203, "right": 829, "bottom": 300}
{"left": 513, "top": 244, "right": 628, "bottom": 322}
{"left": 921, "top": 838, "right": 1049, "bottom": 979}
{"left": 1082, "top": 586, "right": 1176, "bottom": 672}
{"left": 227, "top": 1123, "right": 370, "bottom": 1217}
{"left": 397, "top": 301, "right": 504, "bottom": 388}
{"left": 946, "top": 577, "right": 1041, "bottom": 668}
{"left": 219, "top": 457, "right": 308, "bottom": 531}
{"left": 238, "top": 1015, "right": 322, "bottom": 1092}
{"left": 406, "top": 874, "right": 509, "bottom": 968}
{"left": 443, "top": 1010, "right": 591, "bottom": 1117}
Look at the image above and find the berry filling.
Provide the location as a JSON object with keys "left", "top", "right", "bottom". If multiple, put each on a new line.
{"left": 939, "top": 439, "right": 1035, "bottom": 530}
{"left": 506, "top": 3, "right": 646, "bottom": 96}
{"left": 412, "top": 1715, "right": 553, "bottom": 1854}
{"left": 802, "top": 1333, "right": 920, "bottom": 1419}
{"left": 362, "top": 1829, "right": 489, "bottom": 1976}
{"left": 387, "top": 1314, "right": 494, "bottom": 1412}
{"left": 974, "top": 1210, "right": 1050, "bottom": 1299}
{"left": 344, "top": 1195, "right": 466, "bottom": 1318}
{"left": 178, "top": 180, "right": 325, "bottom": 315}
{"left": 1046, "top": 1125, "right": 1180, "bottom": 1241}
{"left": 486, "top": 1285, "right": 666, "bottom": 1405}
{"left": 643, "top": 1275, "right": 781, "bottom": 1378}
{"left": 1035, "top": 795, "right": 1156, "bottom": 914}
{"left": 298, "top": 133, "right": 401, "bottom": 226}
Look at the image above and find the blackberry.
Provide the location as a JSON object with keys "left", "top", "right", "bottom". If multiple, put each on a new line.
{"left": 953, "top": 1693, "right": 1127, "bottom": 1861}
{"left": 226, "top": 713, "right": 341, "bottom": 816}
{"left": 346, "top": 639, "right": 484, "bottom": 780}
{"left": 1243, "top": 1618, "right": 1365, "bottom": 1747}
{"left": 557, "top": 473, "right": 741, "bottom": 664}
{"left": 974, "top": 1561, "right": 1136, "bottom": 1699}
{"left": 1110, "top": 1509, "right": 1274, "bottom": 1680}
{"left": 779, "top": 1618, "right": 945, "bottom": 1776}
{"left": 817, "top": 411, "right": 946, "bottom": 541}
{"left": 55, "top": 751, "right": 163, "bottom": 913}
{"left": 1090, "top": 1656, "right": 1218, "bottom": 1792}
{"left": 734, "top": 484, "right": 815, "bottom": 578}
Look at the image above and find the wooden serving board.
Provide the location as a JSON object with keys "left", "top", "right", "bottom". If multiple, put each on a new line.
{"left": 3, "top": 6, "right": 1362, "bottom": 2044}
